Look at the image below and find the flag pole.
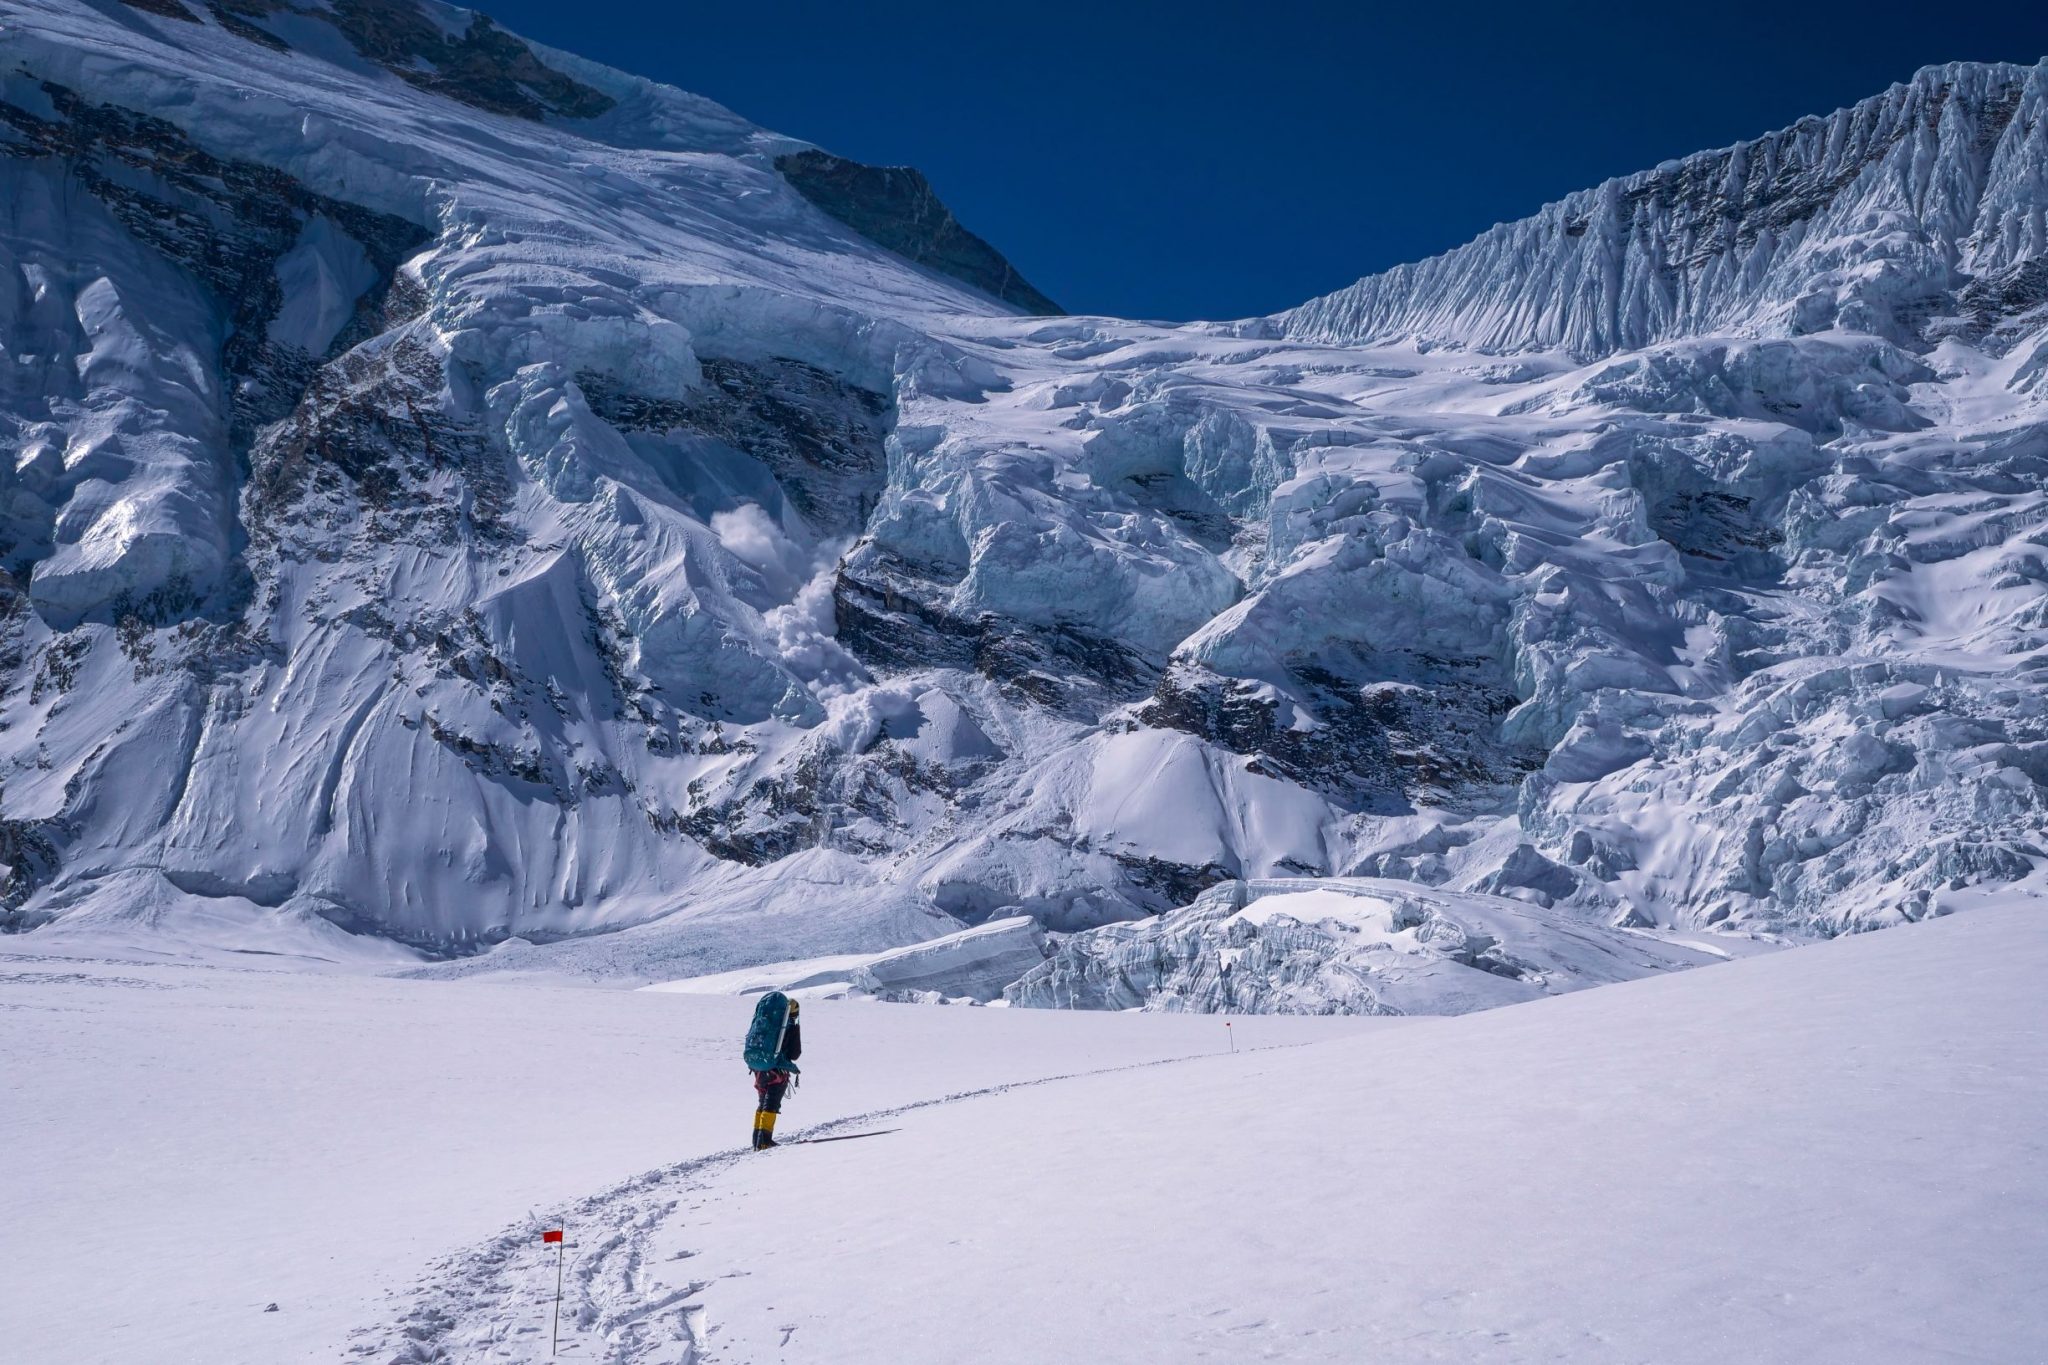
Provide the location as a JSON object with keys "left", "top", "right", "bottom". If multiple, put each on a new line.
{"left": 543, "top": 1229, "right": 566, "bottom": 1356}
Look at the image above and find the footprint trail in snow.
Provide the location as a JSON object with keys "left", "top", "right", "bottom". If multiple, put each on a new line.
{"left": 346, "top": 1054, "right": 1240, "bottom": 1362}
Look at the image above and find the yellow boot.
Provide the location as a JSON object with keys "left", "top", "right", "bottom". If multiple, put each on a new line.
{"left": 752, "top": 1108, "right": 779, "bottom": 1150}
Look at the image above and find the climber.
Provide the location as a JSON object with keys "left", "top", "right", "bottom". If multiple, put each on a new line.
{"left": 743, "top": 990, "right": 802, "bottom": 1150}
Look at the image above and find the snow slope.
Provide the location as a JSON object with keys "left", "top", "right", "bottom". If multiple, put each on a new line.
{"left": 643, "top": 912, "right": 1053, "bottom": 1003}
{"left": 0, "top": 943, "right": 1371, "bottom": 1364}
{"left": 349, "top": 892, "right": 2048, "bottom": 1364}
{"left": 0, "top": 0, "right": 2046, "bottom": 989}
{"left": 1278, "top": 61, "right": 2048, "bottom": 357}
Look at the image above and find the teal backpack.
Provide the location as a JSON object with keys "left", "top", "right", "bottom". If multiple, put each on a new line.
{"left": 743, "top": 991, "right": 798, "bottom": 1071}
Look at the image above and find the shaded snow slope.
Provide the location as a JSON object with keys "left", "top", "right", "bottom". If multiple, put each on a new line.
{"left": 354, "top": 893, "right": 2048, "bottom": 1364}
{"left": 1, "top": 0, "right": 2046, "bottom": 983}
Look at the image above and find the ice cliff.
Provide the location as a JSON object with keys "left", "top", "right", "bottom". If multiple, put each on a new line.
{"left": 1278, "top": 61, "right": 2048, "bottom": 358}
{"left": 1004, "top": 879, "right": 1740, "bottom": 1015}
{"left": 1, "top": 0, "right": 2044, "bottom": 998}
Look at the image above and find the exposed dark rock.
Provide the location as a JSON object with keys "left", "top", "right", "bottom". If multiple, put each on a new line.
{"left": 0, "top": 81, "right": 431, "bottom": 465}
{"left": 199, "top": 0, "right": 615, "bottom": 121}
{"left": 0, "top": 580, "right": 29, "bottom": 701}
{"left": 326, "top": 0, "right": 614, "bottom": 121}
{"left": 676, "top": 745, "right": 837, "bottom": 867}
{"left": 776, "top": 149, "right": 1060, "bottom": 315}
{"left": 207, "top": 0, "right": 291, "bottom": 50}
{"left": 1556, "top": 76, "right": 2017, "bottom": 277}
{"left": 1651, "top": 489, "right": 1783, "bottom": 564}
{"left": 580, "top": 357, "right": 892, "bottom": 539}
{"left": 673, "top": 727, "right": 976, "bottom": 870}
{"left": 119, "top": 0, "right": 200, "bottom": 20}
{"left": 1112, "top": 854, "right": 1241, "bottom": 913}
{"left": 833, "top": 558, "right": 1157, "bottom": 719}
{"left": 0, "top": 814, "right": 64, "bottom": 928}
{"left": 1140, "top": 659, "right": 1534, "bottom": 812}
{"left": 28, "top": 632, "right": 89, "bottom": 706}
{"left": 1142, "top": 664, "right": 1397, "bottom": 812}
{"left": 1627, "top": 441, "right": 1787, "bottom": 575}
{"left": 423, "top": 715, "right": 551, "bottom": 789}
{"left": 1121, "top": 470, "right": 1238, "bottom": 553}
{"left": 1958, "top": 257, "right": 2048, "bottom": 351}
{"left": 247, "top": 333, "right": 514, "bottom": 559}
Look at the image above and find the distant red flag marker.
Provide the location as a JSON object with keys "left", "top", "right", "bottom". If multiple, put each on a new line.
{"left": 543, "top": 1229, "right": 567, "bottom": 1354}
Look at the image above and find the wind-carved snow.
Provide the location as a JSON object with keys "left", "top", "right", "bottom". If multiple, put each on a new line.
{"left": 0, "top": 0, "right": 2045, "bottom": 996}
{"left": 1278, "top": 61, "right": 2048, "bottom": 358}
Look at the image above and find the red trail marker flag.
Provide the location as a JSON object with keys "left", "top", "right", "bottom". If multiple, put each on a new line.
{"left": 543, "top": 1228, "right": 568, "bottom": 1354}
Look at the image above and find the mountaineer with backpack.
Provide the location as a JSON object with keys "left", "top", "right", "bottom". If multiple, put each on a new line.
{"left": 743, "top": 991, "right": 802, "bottom": 1150}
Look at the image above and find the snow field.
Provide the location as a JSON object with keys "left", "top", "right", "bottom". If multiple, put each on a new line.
{"left": 358, "top": 899, "right": 2046, "bottom": 1363}
{"left": 0, "top": 949, "right": 1370, "bottom": 1363}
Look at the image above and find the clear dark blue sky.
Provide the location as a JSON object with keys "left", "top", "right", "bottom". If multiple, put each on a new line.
{"left": 479, "top": 1, "right": 2048, "bottom": 322}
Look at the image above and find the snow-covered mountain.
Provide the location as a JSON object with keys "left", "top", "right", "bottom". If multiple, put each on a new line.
{"left": 1276, "top": 61, "right": 2048, "bottom": 357}
{"left": 2, "top": 0, "right": 2045, "bottom": 994}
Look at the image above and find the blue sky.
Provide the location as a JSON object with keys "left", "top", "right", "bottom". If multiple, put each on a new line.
{"left": 479, "top": 1, "right": 2048, "bottom": 322}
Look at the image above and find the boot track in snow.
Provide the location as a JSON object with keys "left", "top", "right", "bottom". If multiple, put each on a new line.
{"left": 781, "top": 1129, "right": 900, "bottom": 1145}
{"left": 345, "top": 1047, "right": 1281, "bottom": 1362}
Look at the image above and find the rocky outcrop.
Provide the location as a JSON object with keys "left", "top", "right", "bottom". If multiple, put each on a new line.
{"left": 0, "top": 75, "right": 427, "bottom": 625}
{"left": 776, "top": 150, "right": 1061, "bottom": 315}
{"left": 203, "top": 0, "right": 616, "bottom": 121}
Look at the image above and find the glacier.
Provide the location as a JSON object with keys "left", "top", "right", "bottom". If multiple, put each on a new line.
{"left": 1276, "top": 60, "right": 2048, "bottom": 357}
{"left": 1001, "top": 877, "right": 1755, "bottom": 1015}
{"left": 1, "top": 0, "right": 2046, "bottom": 1003}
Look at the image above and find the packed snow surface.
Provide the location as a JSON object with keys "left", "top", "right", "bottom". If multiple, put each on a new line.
{"left": 12, "top": 892, "right": 2036, "bottom": 1363}
{"left": 2, "top": 0, "right": 2047, "bottom": 984}
{"left": 0, "top": 943, "right": 1374, "bottom": 1363}
{"left": 644, "top": 898, "right": 2043, "bottom": 1365}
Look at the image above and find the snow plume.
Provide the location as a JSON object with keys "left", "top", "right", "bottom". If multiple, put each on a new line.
{"left": 711, "top": 506, "right": 805, "bottom": 596}
{"left": 760, "top": 545, "right": 867, "bottom": 696}
{"left": 819, "top": 683, "right": 929, "bottom": 755}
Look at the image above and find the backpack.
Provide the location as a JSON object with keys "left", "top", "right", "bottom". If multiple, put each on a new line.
{"left": 743, "top": 990, "right": 796, "bottom": 1071}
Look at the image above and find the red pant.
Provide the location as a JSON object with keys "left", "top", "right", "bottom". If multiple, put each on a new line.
{"left": 752, "top": 1068, "right": 790, "bottom": 1113}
